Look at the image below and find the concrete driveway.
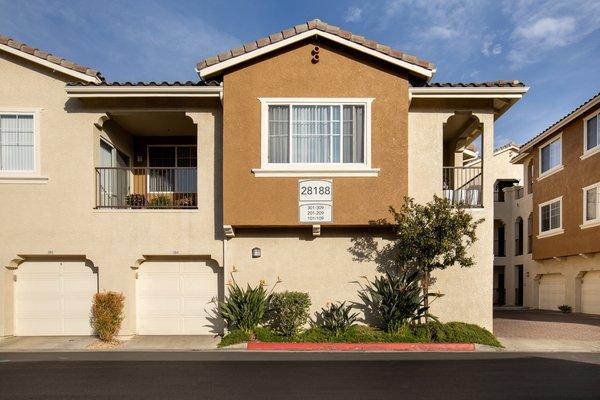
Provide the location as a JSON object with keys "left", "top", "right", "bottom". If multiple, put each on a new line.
{"left": 494, "top": 309, "right": 600, "bottom": 352}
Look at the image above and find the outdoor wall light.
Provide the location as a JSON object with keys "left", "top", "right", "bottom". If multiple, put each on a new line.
{"left": 252, "top": 247, "right": 261, "bottom": 258}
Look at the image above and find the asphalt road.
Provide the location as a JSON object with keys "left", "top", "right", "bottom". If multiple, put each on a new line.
{"left": 0, "top": 351, "right": 599, "bottom": 399}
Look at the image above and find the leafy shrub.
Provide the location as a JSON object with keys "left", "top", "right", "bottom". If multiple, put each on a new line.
{"left": 320, "top": 302, "right": 358, "bottom": 334}
{"left": 91, "top": 291, "right": 125, "bottom": 342}
{"left": 266, "top": 291, "right": 311, "bottom": 336}
{"left": 219, "top": 277, "right": 272, "bottom": 334}
{"left": 219, "top": 323, "right": 501, "bottom": 347}
{"left": 359, "top": 271, "right": 437, "bottom": 332}
{"left": 148, "top": 194, "right": 172, "bottom": 208}
{"left": 218, "top": 329, "right": 252, "bottom": 348}
{"left": 558, "top": 304, "right": 572, "bottom": 313}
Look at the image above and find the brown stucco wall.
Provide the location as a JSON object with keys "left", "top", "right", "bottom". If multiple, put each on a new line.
{"left": 222, "top": 39, "right": 411, "bottom": 226}
{"left": 532, "top": 103, "right": 600, "bottom": 259}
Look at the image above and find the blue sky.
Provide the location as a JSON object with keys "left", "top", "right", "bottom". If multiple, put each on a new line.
{"left": 1, "top": 0, "right": 598, "bottom": 146}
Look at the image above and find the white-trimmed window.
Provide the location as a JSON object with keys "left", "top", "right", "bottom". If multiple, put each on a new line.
{"left": 584, "top": 111, "right": 599, "bottom": 156}
{"left": 0, "top": 113, "right": 35, "bottom": 172}
{"left": 255, "top": 98, "right": 377, "bottom": 177}
{"left": 539, "top": 135, "right": 562, "bottom": 177}
{"left": 582, "top": 182, "right": 600, "bottom": 227}
{"left": 539, "top": 197, "right": 563, "bottom": 237}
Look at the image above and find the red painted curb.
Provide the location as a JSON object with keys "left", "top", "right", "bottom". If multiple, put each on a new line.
{"left": 246, "top": 342, "right": 475, "bottom": 351}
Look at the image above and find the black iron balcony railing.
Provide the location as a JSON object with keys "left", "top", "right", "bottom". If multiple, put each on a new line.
{"left": 95, "top": 167, "right": 197, "bottom": 209}
{"left": 442, "top": 166, "right": 483, "bottom": 207}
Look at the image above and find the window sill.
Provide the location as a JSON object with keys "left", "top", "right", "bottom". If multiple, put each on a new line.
{"left": 580, "top": 219, "right": 600, "bottom": 230}
{"left": 252, "top": 167, "right": 380, "bottom": 177}
{"left": 0, "top": 175, "right": 49, "bottom": 184}
{"left": 537, "top": 165, "right": 564, "bottom": 182}
{"left": 581, "top": 146, "right": 600, "bottom": 160}
{"left": 537, "top": 228, "right": 564, "bottom": 239}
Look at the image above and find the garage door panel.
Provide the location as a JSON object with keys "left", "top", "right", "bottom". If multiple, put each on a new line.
{"left": 142, "top": 262, "right": 180, "bottom": 273}
{"left": 139, "top": 276, "right": 180, "bottom": 295}
{"left": 181, "top": 297, "right": 213, "bottom": 315}
{"left": 18, "top": 277, "right": 61, "bottom": 295}
{"left": 139, "top": 297, "right": 182, "bottom": 315}
{"left": 183, "top": 317, "right": 209, "bottom": 333}
{"left": 16, "top": 261, "right": 97, "bottom": 336}
{"left": 539, "top": 275, "right": 565, "bottom": 311}
{"left": 137, "top": 261, "right": 218, "bottom": 335}
{"left": 181, "top": 275, "right": 215, "bottom": 294}
{"left": 17, "top": 318, "right": 63, "bottom": 335}
{"left": 138, "top": 317, "right": 183, "bottom": 335}
{"left": 582, "top": 271, "right": 600, "bottom": 315}
{"left": 63, "top": 276, "right": 97, "bottom": 294}
{"left": 64, "top": 318, "right": 94, "bottom": 335}
{"left": 16, "top": 298, "right": 62, "bottom": 315}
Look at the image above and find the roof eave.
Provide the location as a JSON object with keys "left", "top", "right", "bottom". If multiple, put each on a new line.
{"left": 517, "top": 94, "right": 600, "bottom": 154}
{"left": 196, "top": 29, "right": 435, "bottom": 81}
{"left": 0, "top": 42, "right": 101, "bottom": 84}
{"left": 65, "top": 85, "right": 223, "bottom": 98}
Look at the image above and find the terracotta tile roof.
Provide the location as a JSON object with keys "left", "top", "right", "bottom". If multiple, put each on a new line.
{"left": 196, "top": 19, "right": 435, "bottom": 73}
{"left": 67, "top": 80, "right": 219, "bottom": 87}
{"left": 419, "top": 80, "right": 525, "bottom": 88}
{"left": 0, "top": 34, "right": 103, "bottom": 80}
{"left": 494, "top": 142, "right": 520, "bottom": 153}
{"left": 519, "top": 91, "right": 600, "bottom": 151}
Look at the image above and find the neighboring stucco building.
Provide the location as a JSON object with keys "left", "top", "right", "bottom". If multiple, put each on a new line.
{"left": 0, "top": 20, "right": 528, "bottom": 337}
{"left": 508, "top": 92, "right": 600, "bottom": 314}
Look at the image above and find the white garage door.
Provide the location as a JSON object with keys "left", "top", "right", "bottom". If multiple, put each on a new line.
{"left": 137, "top": 261, "right": 218, "bottom": 335}
{"left": 582, "top": 271, "right": 600, "bottom": 315}
{"left": 16, "top": 261, "right": 98, "bottom": 336}
{"left": 538, "top": 274, "right": 565, "bottom": 311}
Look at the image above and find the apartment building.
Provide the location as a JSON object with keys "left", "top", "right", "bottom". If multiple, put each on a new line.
{"left": 0, "top": 20, "right": 528, "bottom": 337}
{"left": 506, "top": 92, "right": 600, "bottom": 314}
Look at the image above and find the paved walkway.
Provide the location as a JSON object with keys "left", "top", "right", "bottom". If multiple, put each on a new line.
{"left": 0, "top": 335, "right": 220, "bottom": 352}
{"left": 494, "top": 309, "right": 600, "bottom": 352}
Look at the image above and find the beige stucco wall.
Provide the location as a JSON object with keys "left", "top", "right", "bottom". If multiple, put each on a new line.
{"left": 224, "top": 229, "right": 387, "bottom": 324}
{"left": 0, "top": 53, "right": 224, "bottom": 335}
{"left": 406, "top": 108, "right": 496, "bottom": 330}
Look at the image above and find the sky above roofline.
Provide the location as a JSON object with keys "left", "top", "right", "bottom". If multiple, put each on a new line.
{"left": 0, "top": 0, "right": 598, "bottom": 146}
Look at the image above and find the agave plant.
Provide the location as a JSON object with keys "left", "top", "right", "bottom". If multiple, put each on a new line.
{"left": 320, "top": 301, "right": 358, "bottom": 334}
{"left": 359, "top": 270, "right": 439, "bottom": 332}
{"left": 218, "top": 275, "right": 277, "bottom": 334}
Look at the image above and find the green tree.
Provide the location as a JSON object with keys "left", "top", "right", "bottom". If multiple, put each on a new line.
{"left": 350, "top": 195, "right": 483, "bottom": 321}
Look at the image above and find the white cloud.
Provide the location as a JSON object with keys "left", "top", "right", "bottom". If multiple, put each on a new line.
{"left": 503, "top": 0, "right": 600, "bottom": 69}
{"left": 424, "top": 26, "right": 459, "bottom": 40}
{"left": 482, "top": 40, "right": 502, "bottom": 56}
{"left": 513, "top": 17, "right": 576, "bottom": 46}
{"left": 344, "top": 6, "right": 363, "bottom": 23}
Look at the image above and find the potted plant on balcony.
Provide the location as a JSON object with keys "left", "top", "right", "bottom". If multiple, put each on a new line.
{"left": 125, "top": 194, "right": 146, "bottom": 209}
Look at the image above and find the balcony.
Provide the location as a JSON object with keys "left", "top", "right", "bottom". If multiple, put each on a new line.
{"left": 96, "top": 167, "right": 197, "bottom": 209}
{"left": 442, "top": 166, "right": 482, "bottom": 207}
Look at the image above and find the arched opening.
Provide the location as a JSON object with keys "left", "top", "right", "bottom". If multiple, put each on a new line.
{"left": 515, "top": 216, "right": 523, "bottom": 256}
{"left": 442, "top": 112, "right": 483, "bottom": 207}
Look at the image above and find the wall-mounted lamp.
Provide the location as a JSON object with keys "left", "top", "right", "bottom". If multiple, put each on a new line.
{"left": 136, "top": 155, "right": 144, "bottom": 163}
{"left": 252, "top": 247, "right": 261, "bottom": 258}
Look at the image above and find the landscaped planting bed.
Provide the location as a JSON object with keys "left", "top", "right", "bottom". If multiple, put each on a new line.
{"left": 219, "top": 323, "right": 501, "bottom": 348}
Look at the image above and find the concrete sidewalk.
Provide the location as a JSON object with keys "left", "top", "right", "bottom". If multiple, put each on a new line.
{"left": 0, "top": 335, "right": 220, "bottom": 352}
{"left": 498, "top": 337, "right": 600, "bottom": 352}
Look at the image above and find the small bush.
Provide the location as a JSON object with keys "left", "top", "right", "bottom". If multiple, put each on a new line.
{"left": 218, "top": 330, "right": 252, "bottom": 348}
{"left": 266, "top": 291, "right": 311, "bottom": 336}
{"left": 219, "top": 277, "right": 272, "bottom": 334}
{"left": 148, "top": 195, "right": 172, "bottom": 208}
{"left": 558, "top": 304, "right": 572, "bottom": 313}
{"left": 91, "top": 291, "right": 125, "bottom": 342}
{"left": 320, "top": 302, "right": 358, "bottom": 334}
{"left": 359, "top": 271, "right": 437, "bottom": 332}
